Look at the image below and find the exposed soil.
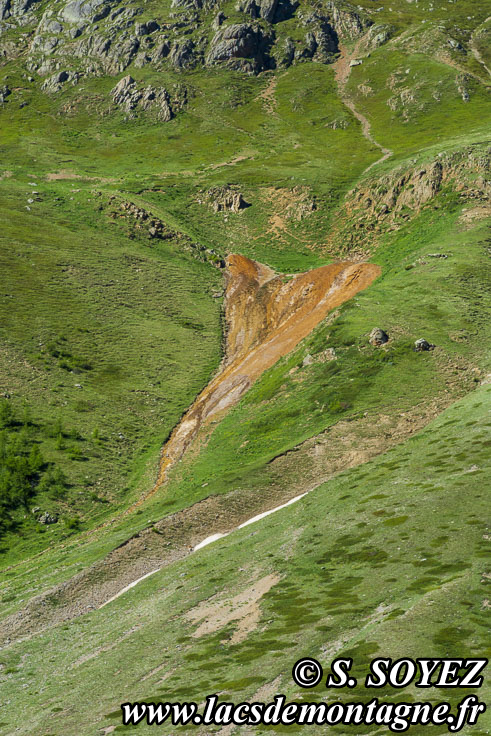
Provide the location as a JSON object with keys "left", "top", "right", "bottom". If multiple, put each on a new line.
{"left": 334, "top": 42, "right": 393, "bottom": 174}
{"left": 458, "top": 203, "right": 491, "bottom": 228}
{"left": 469, "top": 36, "right": 491, "bottom": 78}
{"left": 129, "top": 255, "right": 380, "bottom": 510}
{"left": 264, "top": 186, "right": 316, "bottom": 243}
{"left": 185, "top": 573, "right": 280, "bottom": 644}
{"left": 0, "top": 364, "right": 473, "bottom": 647}
{"left": 256, "top": 74, "right": 278, "bottom": 115}
{"left": 0, "top": 242, "right": 480, "bottom": 646}
{"left": 208, "top": 154, "right": 255, "bottom": 170}
{"left": 45, "top": 169, "right": 116, "bottom": 182}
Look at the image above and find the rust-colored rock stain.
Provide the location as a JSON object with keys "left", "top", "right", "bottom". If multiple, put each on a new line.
{"left": 134, "top": 255, "right": 380, "bottom": 507}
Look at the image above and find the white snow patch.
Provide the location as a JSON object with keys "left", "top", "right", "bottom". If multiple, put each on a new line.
{"left": 100, "top": 569, "right": 160, "bottom": 608}
{"left": 193, "top": 533, "right": 229, "bottom": 552}
{"left": 238, "top": 493, "right": 308, "bottom": 529}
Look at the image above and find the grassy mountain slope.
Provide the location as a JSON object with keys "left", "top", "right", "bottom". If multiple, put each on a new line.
{"left": 1, "top": 382, "right": 489, "bottom": 735}
{"left": 0, "top": 0, "right": 490, "bottom": 731}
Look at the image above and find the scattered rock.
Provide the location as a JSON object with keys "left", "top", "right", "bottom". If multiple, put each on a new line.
{"left": 111, "top": 75, "right": 173, "bottom": 121}
{"left": 303, "top": 353, "right": 314, "bottom": 366}
{"left": 0, "top": 85, "right": 11, "bottom": 103}
{"left": 350, "top": 58, "right": 362, "bottom": 67}
{"left": 38, "top": 511, "right": 58, "bottom": 524}
{"left": 448, "top": 37, "right": 463, "bottom": 51}
{"left": 41, "top": 70, "right": 70, "bottom": 93}
{"left": 106, "top": 196, "right": 225, "bottom": 268}
{"left": 369, "top": 328, "right": 389, "bottom": 346}
{"left": 414, "top": 338, "right": 435, "bottom": 352}
{"left": 322, "top": 347, "right": 337, "bottom": 361}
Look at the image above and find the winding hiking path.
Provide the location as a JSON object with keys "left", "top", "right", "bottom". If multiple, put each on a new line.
{"left": 334, "top": 42, "right": 392, "bottom": 174}
{"left": 470, "top": 30, "right": 491, "bottom": 79}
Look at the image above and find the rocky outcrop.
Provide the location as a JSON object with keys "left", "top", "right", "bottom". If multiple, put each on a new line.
{"left": 135, "top": 37, "right": 170, "bottom": 67}
{"left": 171, "top": 0, "right": 220, "bottom": 9}
{"left": 38, "top": 511, "right": 58, "bottom": 524}
{"left": 41, "top": 70, "right": 72, "bottom": 93}
{"left": 67, "top": 31, "right": 141, "bottom": 75}
{"left": 237, "top": 0, "right": 296, "bottom": 24}
{"left": 369, "top": 328, "right": 389, "bottom": 346}
{"left": 0, "top": 84, "right": 10, "bottom": 102}
{"left": 170, "top": 39, "right": 197, "bottom": 69}
{"left": 295, "top": 12, "right": 339, "bottom": 62}
{"left": 105, "top": 196, "right": 225, "bottom": 267}
{"left": 207, "top": 23, "right": 274, "bottom": 73}
{"left": 0, "top": 0, "right": 374, "bottom": 91}
{"left": 358, "top": 23, "right": 394, "bottom": 52}
{"left": 202, "top": 187, "right": 250, "bottom": 213}
{"left": 279, "top": 36, "right": 295, "bottom": 66}
{"left": 325, "top": 0, "right": 372, "bottom": 40}
{"left": 111, "top": 75, "right": 173, "bottom": 120}
{"left": 61, "top": 0, "right": 118, "bottom": 24}
{"left": 0, "top": 0, "right": 39, "bottom": 20}
{"left": 327, "top": 146, "right": 490, "bottom": 255}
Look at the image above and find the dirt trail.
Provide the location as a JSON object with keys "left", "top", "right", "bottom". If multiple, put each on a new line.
{"left": 256, "top": 73, "right": 278, "bottom": 115}
{"left": 129, "top": 255, "right": 380, "bottom": 510}
{"left": 334, "top": 42, "right": 392, "bottom": 174}
{"left": 469, "top": 33, "right": 491, "bottom": 79}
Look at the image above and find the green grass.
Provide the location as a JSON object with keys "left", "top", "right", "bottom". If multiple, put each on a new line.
{"left": 0, "top": 194, "right": 487, "bottom": 629}
{"left": 1, "top": 383, "right": 489, "bottom": 735}
{"left": 0, "top": 0, "right": 490, "bottom": 731}
{"left": 0, "top": 175, "right": 223, "bottom": 563}
{"left": 346, "top": 50, "right": 490, "bottom": 158}
{"left": 157, "top": 203, "right": 490, "bottom": 514}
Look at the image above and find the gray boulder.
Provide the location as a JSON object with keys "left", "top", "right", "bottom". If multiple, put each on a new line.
{"left": 369, "top": 328, "right": 389, "bottom": 346}
{"left": 414, "top": 338, "right": 435, "bottom": 352}
{"left": 38, "top": 511, "right": 58, "bottom": 524}
{"left": 213, "top": 11, "right": 226, "bottom": 28}
{"left": 41, "top": 70, "right": 70, "bottom": 93}
{"left": 62, "top": 0, "right": 116, "bottom": 24}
